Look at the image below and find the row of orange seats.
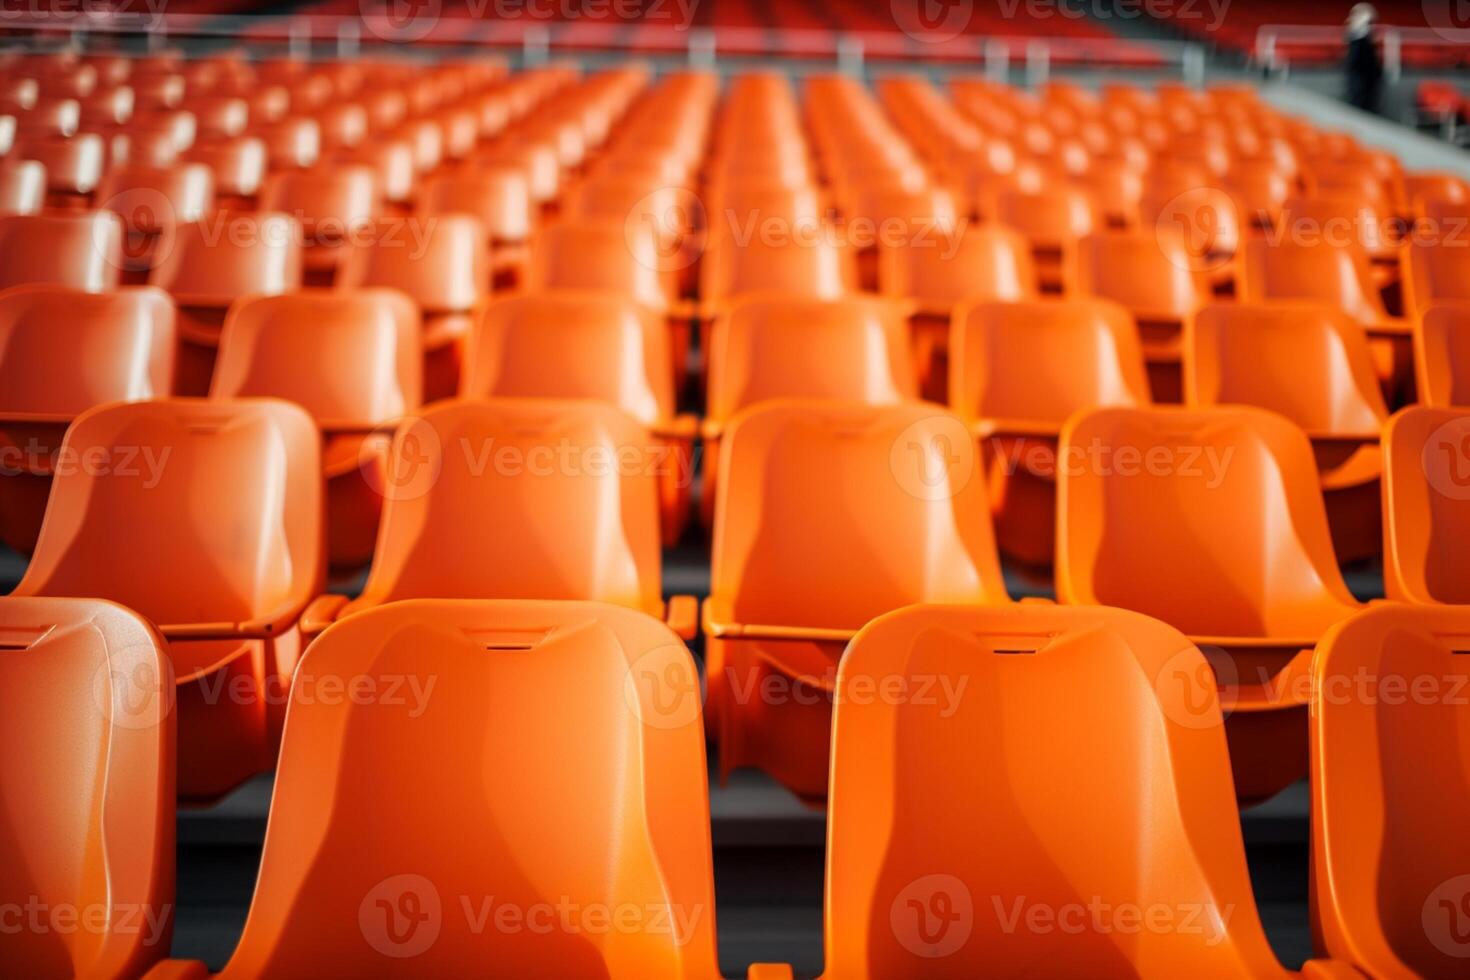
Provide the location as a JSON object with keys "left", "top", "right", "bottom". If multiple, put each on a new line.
{"left": 4, "top": 314, "right": 1470, "bottom": 803}
{"left": 6, "top": 592, "right": 1463, "bottom": 977}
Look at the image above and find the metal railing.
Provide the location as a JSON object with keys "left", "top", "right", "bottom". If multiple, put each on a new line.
{"left": 1255, "top": 24, "right": 1470, "bottom": 80}
{"left": 0, "top": 8, "right": 1210, "bottom": 81}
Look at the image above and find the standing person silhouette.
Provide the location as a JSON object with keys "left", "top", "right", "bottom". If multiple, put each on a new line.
{"left": 1344, "top": 2, "right": 1383, "bottom": 113}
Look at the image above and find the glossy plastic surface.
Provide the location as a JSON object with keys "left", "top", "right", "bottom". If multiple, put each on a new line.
{"left": 329, "top": 399, "right": 669, "bottom": 623}
{"left": 1381, "top": 406, "right": 1470, "bottom": 604}
{"left": 705, "top": 400, "right": 1007, "bottom": 799}
{"left": 0, "top": 211, "right": 124, "bottom": 292}
{"left": 12, "top": 398, "right": 324, "bottom": 799}
{"left": 0, "top": 596, "right": 175, "bottom": 980}
{"left": 194, "top": 599, "right": 725, "bottom": 978}
{"left": 826, "top": 603, "right": 1308, "bottom": 978}
{"left": 1311, "top": 603, "right": 1470, "bottom": 978}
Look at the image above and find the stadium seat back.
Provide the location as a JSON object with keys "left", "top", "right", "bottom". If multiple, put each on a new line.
{"left": 0, "top": 159, "right": 46, "bottom": 214}
{"left": 950, "top": 299, "right": 1149, "bottom": 424}
{"left": 1382, "top": 407, "right": 1470, "bottom": 604}
{"left": 1312, "top": 604, "right": 1470, "bottom": 977}
{"left": 699, "top": 236, "right": 855, "bottom": 306}
{"left": 713, "top": 400, "right": 1004, "bottom": 627}
{"left": 211, "top": 290, "right": 422, "bottom": 429}
{"left": 15, "top": 399, "right": 323, "bottom": 631}
{"left": 97, "top": 162, "right": 214, "bottom": 234}
{"left": 707, "top": 296, "right": 916, "bottom": 422}
{"left": 1056, "top": 406, "right": 1354, "bottom": 636}
{"left": 878, "top": 222, "right": 1036, "bottom": 315}
{"left": 1416, "top": 303, "right": 1470, "bottom": 408}
{"left": 1405, "top": 239, "right": 1470, "bottom": 318}
{"left": 260, "top": 166, "right": 377, "bottom": 240}
{"left": 463, "top": 293, "right": 674, "bottom": 427}
{"left": 525, "top": 220, "right": 670, "bottom": 310}
{"left": 150, "top": 213, "right": 303, "bottom": 306}
{"left": 0, "top": 284, "right": 174, "bottom": 418}
{"left": 0, "top": 211, "right": 123, "bottom": 291}
{"left": 1072, "top": 232, "right": 1211, "bottom": 321}
{"left": 1186, "top": 303, "right": 1386, "bottom": 432}
{"left": 827, "top": 603, "right": 1287, "bottom": 977}
{"left": 347, "top": 399, "right": 663, "bottom": 615}
{"left": 0, "top": 596, "right": 174, "bottom": 980}
{"left": 337, "top": 215, "right": 487, "bottom": 312}
{"left": 216, "top": 599, "right": 720, "bottom": 977}
{"left": 990, "top": 184, "right": 1098, "bottom": 247}
{"left": 1239, "top": 239, "right": 1388, "bottom": 325}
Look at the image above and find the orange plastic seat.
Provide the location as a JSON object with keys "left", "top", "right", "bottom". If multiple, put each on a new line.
{"left": 259, "top": 166, "right": 377, "bottom": 284}
{"left": 1056, "top": 405, "right": 1363, "bottom": 805}
{"left": 418, "top": 169, "right": 533, "bottom": 286}
{"left": 0, "top": 210, "right": 123, "bottom": 292}
{"left": 337, "top": 215, "right": 488, "bottom": 400}
{"left": 878, "top": 222, "right": 1036, "bottom": 399}
{"left": 699, "top": 234, "right": 857, "bottom": 312}
{"left": 462, "top": 293, "right": 696, "bottom": 544}
{"left": 298, "top": 399, "right": 694, "bottom": 639}
{"left": 526, "top": 218, "right": 679, "bottom": 309}
{"left": 0, "top": 596, "right": 174, "bottom": 980}
{"left": 1239, "top": 237, "right": 1408, "bottom": 397}
{"left": 988, "top": 182, "right": 1099, "bottom": 289}
{"left": 527, "top": 218, "right": 689, "bottom": 381}
{"left": 254, "top": 117, "right": 320, "bottom": 171}
{"left": 142, "top": 598, "right": 750, "bottom": 979}
{"left": 701, "top": 295, "right": 917, "bottom": 527}
{"left": 184, "top": 137, "right": 267, "bottom": 207}
{"left": 1381, "top": 406, "right": 1470, "bottom": 604}
{"left": 16, "top": 132, "right": 105, "bottom": 202}
{"left": 1186, "top": 302, "right": 1388, "bottom": 561}
{"left": 1311, "top": 603, "right": 1470, "bottom": 978}
{"left": 1415, "top": 302, "right": 1470, "bottom": 407}
{"left": 0, "top": 158, "right": 45, "bottom": 214}
{"left": 950, "top": 298, "right": 1150, "bottom": 566}
{"left": 822, "top": 602, "right": 1350, "bottom": 979}
{"left": 704, "top": 400, "right": 1007, "bottom": 800}
{"left": 149, "top": 212, "right": 304, "bottom": 395}
{"left": 1070, "top": 231, "right": 1213, "bottom": 401}
{"left": 12, "top": 398, "right": 324, "bottom": 800}
{"left": 1404, "top": 237, "right": 1470, "bottom": 319}
{"left": 96, "top": 162, "right": 215, "bottom": 278}
{"left": 0, "top": 284, "right": 174, "bottom": 554}
{"left": 211, "top": 290, "right": 421, "bottom": 570}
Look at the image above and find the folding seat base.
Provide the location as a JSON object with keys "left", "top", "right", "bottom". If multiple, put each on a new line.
{"left": 325, "top": 440, "right": 386, "bottom": 571}
{"left": 1201, "top": 644, "right": 1312, "bottom": 808}
{"left": 175, "top": 308, "right": 229, "bottom": 397}
{"left": 705, "top": 635, "right": 840, "bottom": 803}
{"left": 0, "top": 469, "right": 50, "bottom": 556}
{"left": 174, "top": 637, "right": 282, "bottom": 802}
{"left": 909, "top": 313, "right": 949, "bottom": 402}
{"left": 983, "top": 439, "right": 1057, "bottom": 569}
{"left": 1324, "top": 481, "right": 1382, "bottom": 566}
